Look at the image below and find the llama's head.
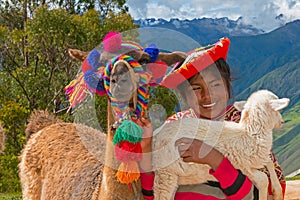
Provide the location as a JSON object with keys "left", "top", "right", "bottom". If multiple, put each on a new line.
{"left": 234, "top": 90, "right": 290, "bottom": 131}
{"left": 67, "top": 46, "right": 187, "bottom": 109}
{"left": 67, "top": 47, "right": 152, "bottom": 108}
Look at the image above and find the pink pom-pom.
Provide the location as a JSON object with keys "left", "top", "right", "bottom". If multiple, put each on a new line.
{"left": 103, "top": 31, "right": 122, "bottom": 53}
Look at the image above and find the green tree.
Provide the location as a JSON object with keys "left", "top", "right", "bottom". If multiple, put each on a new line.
{"left": 0, "top": 0, "right": 137, "bottom": 194}
{"left": 0, "top": 101, "right": 28, "bottom": 192}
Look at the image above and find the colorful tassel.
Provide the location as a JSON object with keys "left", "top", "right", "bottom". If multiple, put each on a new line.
{"left": 115, "top": 141, "right": 142, "bottom": 162}
{"left": 113, "top": 120, "right": 144, "bottom": 185}
{"left": 113, "top": 120, "right": 143, "bottom": 145}
{"left": 116, "top": 161, "right": 141, "bottom": 184}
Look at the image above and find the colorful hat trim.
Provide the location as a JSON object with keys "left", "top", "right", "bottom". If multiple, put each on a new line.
{"left": 160, "top": 37, "right": 230, "bottom": 88}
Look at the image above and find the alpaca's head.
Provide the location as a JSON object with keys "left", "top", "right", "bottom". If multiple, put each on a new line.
{"left": 234, "top": 90, "right": 290, "bottom": 131}
{"left": 109, "top": 59, "right": 140, "bottom": 102}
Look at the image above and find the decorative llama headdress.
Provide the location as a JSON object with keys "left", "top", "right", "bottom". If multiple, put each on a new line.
{"left": 65, "top": 31, "right": 167, "bottom": 185}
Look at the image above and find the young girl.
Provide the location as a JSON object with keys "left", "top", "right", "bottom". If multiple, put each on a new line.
{"left": 138, "top": 38, "right": 286, "bottom": 199}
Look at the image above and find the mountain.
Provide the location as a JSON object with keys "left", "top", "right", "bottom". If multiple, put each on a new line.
{"left": 135, "top": 18, "right": 300, "bottom": 176}
{"left": 135, "top": 17, "right": 265, "bottom": 45}
{"left": 228, "top": 20, "right": 300, "bottom": 95}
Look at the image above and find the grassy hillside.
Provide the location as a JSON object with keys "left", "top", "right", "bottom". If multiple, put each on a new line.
{"left": 235, "top": 59, "right": 300, "bottom": 106}
{"left": 273, "top": 105, "right": 300, "bottom": 175}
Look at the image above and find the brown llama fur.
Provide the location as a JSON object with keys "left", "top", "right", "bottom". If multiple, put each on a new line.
{"left": 25, "top": 110, "right": 64, "bottom": 140}
{"left": 19, "top": 47, "right": 187, "bottom": 199}
{"left": 19, "top": 110, "right": 108, "bottom": 200}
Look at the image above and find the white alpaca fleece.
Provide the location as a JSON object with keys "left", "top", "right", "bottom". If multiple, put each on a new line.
{"left": 152, "top": 90, "right": 289, "bottom": 200}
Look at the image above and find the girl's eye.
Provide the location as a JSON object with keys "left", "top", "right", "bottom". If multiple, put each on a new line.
{"left": 211, "top": 83, "right": 220, "bottom": 87}
{"left": 192, "top": 87, "right": 201, "bottom": 91}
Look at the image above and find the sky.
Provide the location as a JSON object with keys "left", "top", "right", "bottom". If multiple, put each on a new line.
{"left": 125, "top": 0, "right": 300, "bottom": 32}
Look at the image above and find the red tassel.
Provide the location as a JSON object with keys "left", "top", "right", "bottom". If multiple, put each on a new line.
{"left": 115, "top": 141, "right": 142, "bottom": 162}
{"left": 82, "top": 59, "right": 93, "bottom": 73}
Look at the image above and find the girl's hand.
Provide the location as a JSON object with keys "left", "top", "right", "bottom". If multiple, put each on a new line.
{"left": 137, "top": 117, "right": 153, "bottom": 172}
{"left": 175, "top": 137, "right": 224, "bottom": 171}
{"left": 136, "top": 117, "right": 153, "bottom": 153}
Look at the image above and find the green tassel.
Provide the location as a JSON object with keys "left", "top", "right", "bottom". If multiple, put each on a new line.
{"left": 113, "top": 120, "right": 143, "bottom": 145}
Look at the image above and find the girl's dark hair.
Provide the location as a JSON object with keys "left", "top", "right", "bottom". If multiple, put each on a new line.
{"left": 214, "top": 58, "right": 232, "bottom": 99}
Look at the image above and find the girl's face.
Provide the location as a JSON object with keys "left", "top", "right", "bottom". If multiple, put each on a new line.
{"left": 184, "top": 68, "right": 229, "bottom": 119}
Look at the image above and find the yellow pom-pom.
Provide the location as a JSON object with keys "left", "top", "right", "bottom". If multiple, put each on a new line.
{"left": 116, "top": 161, "right": 140, "bottom": 184}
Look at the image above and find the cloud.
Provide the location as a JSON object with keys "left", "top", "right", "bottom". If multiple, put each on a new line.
{"left": 126, "top": 0, "right": 300, "bottom": 31}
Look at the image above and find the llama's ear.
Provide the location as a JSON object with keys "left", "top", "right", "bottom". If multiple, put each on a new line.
{"left": 68, "top": 49, "right": 89, "bottom": 62}
{"left": 157, "top": 52, "right": 187, "bottom": 66}
{"left": 126, "top": 50, "right": 151, "bottom": 64}
{"left": 270, "top": 98, "right": 290, "bottom": 111}
{"left": 233, "top": 101, "right": 247, "bottom": 111}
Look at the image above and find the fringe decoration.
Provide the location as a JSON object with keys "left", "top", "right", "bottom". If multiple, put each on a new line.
{"left": 116, "top": 161, "right": 141, "bottom": 184}
{"left": 64, "top": 49, "right": 106, "bottom": 109}
{"left": 113, "top": 120, "right": 143, "bottom": 145}
{"left": 64, "top": 73, "right": 89, "bottom": 109}
{"left": 115, "top": 141, "right": 142, "bottom": 162}
{"left": 113, "top": 120, "right": 143, "bottom": 184}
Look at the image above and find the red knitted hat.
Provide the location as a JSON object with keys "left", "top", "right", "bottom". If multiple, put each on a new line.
{"left": 160, "top": 37, "right": 230, "bottom": 88}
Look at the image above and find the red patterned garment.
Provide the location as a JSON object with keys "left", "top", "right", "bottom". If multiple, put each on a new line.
{"left": 165, "top": 104, "right": 286, "bottom": 197}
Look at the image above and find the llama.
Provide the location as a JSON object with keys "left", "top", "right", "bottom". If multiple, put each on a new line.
{"left": 19, "top": 42, "right": 187, "bottom": 199}
{"left": 19, "top": 50, "right": 151, "bottom": 200}
{"left": 0, "top": 124, "right": 4, "bottom": 153}
{"left": 152, "top": 90, "right": 289, "bottom": 200}
{"left": 19, "top": 110, "right": 107, "bottom": 200}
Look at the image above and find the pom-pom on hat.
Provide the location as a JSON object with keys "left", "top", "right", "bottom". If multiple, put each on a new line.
{"left": 103, "top": 31, "right": 123, "bottom": 53}
{"left": 103, "top": 31, "right": 143, "bottom": 53}
{"left": 160, "top": 37, "right": 230, "bottom": 88}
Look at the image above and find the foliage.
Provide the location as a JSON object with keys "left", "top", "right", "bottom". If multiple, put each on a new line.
{"left": 149, "top": 86, "right": 177, "bottom": 117}
{"left": 0, "top": 192, "right": 21, "bottom": 200}
{"left": 0, "top": 154, "right": 22, "bottom": 193}
{"left": 0, "top": 0, "right": 137, "bottom": 194}
{"left": 0, "top": 101, "right": 28, "bottom": 193}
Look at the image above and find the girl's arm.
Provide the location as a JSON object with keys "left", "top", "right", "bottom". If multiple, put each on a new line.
{"left": 175, "top": 138, "right": 254, "bottom": 200}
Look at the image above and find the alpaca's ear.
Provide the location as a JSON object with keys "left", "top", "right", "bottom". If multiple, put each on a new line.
{"left": 157, "top": 52, "right": 187, "bottom": 66}
{"left": 234, "top": 101, "right": 247, "bottom": 111}
{"left": 126, "top": 50, "right": 151, "bottom": 64}
{"left": 270, "top": 98, "right": 290, "bottom": 111}
{"left": 68, "top": 49, "right": 89, "bottom": 62}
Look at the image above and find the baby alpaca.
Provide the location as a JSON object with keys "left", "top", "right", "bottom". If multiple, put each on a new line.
{"left": 152, "top": 90, "right": 289, "bottom": 200}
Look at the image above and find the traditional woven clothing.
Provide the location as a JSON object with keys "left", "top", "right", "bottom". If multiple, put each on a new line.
{"left": 141, "top": 105, "right": 286, "bottom": 199}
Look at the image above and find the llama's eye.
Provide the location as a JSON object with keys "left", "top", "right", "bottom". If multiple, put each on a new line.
{"left": 111, "top": 79, "right": 116, "bottom": 84}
